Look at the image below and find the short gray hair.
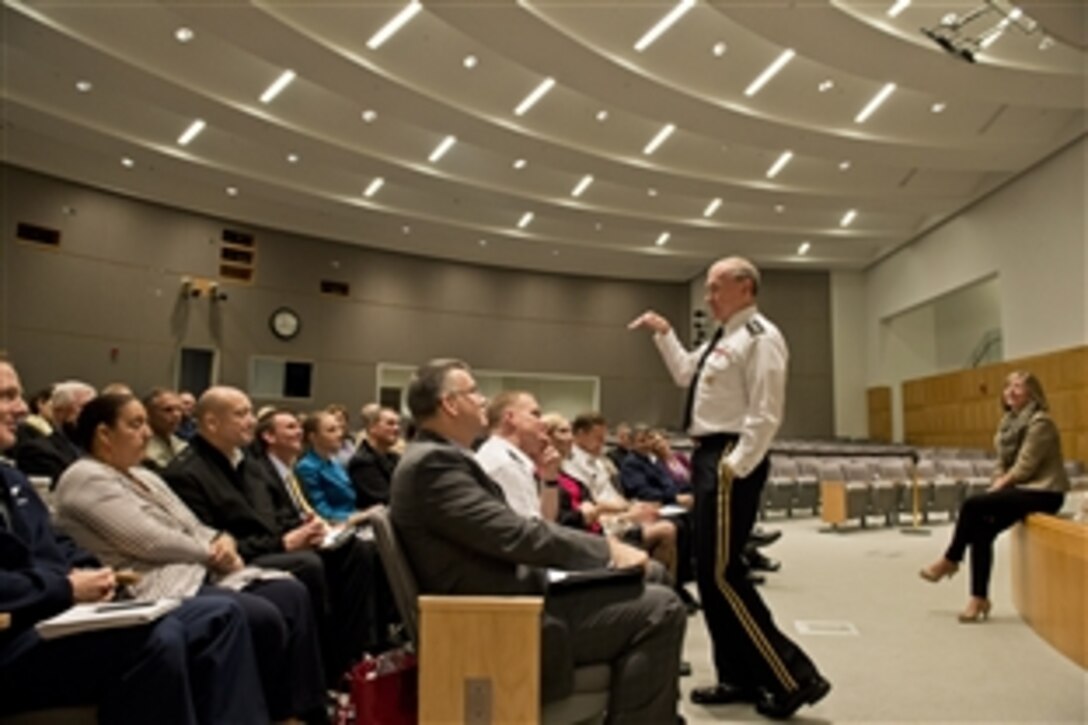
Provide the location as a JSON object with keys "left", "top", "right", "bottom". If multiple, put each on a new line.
{"left": 406, "top": 359, "right": 470, "bottom": 421}
{"left": 51, "top": 381, "right": 96, "bottom": 411}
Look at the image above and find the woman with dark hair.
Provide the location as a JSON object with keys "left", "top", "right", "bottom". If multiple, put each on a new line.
{"left": 53, "top": 393, "right": 327, "bottom": 722}
{"left": 296, "top": 410, "right": 358, "bottom": 522}
{"left": 920, "top": 371, "right": 1069, "bottom": 622}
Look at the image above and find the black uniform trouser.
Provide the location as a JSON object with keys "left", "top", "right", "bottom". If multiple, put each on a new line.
{"left": 943, "top": 487, "right": 1063, "bottom": 598}
{"left": 691, "top": 434, "right": 819, "bottom": 697}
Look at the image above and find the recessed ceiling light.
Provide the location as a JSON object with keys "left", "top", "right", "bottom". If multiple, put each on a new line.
{"left": 402, "top": 225, "right": 411, "bottom": 235}
{"left": 517, "top": 211, "right": 534, "bottom": 229}
{"left": 571, "top": 174, "right": 594, "bottom": 198}
{"left": 594, "top": 222, "right": 604, "bottom": 231}
{"left": 655, "top": 231, "right": 671, "bottom": 246}
{"left": 887, "top": 0, "right": 911, "bottom": 18}
{"left": 595, "top": 110, "right": 609, "bottom": 122}
{"left": 367, "top": 0, "right": 422, "bottom": 50}
{"left": 1038, "top": 35, "right": 1055, "bottom": 51}
{"left": 818, "top": 79, "right": 834, "bottom": 93}
{"left": 798, "top": 240, "right": 811, "bottom": 255}
{"left": 75, "top": 80, "right": 93, "bottom": 93}
{"left": 838, "top": 160, "right": 852, "bottom": 171}
{"left": 514, "top": 77, "right": 556, "bottom": 116}
{"left": 552, "top": 250, "right": 560, "bottom": 256}
{"left": 478, "top": 238, "right": 488, "bottom": 246}
{"left": 363, "top": 176, "right": 384, "bottom": 198}
{"left": 634, "top": 0, "right": 696, "bottom": 52}
{"left": 703, "top": 198, "right": 722, "bottom": 218}
{"left": 361, "top": 109, "right": 378, "bottom": 123}
{"left": 174, "top": 27, "right": 195, "bottom": 43}
{"left": 428, "top": 135, "right": 457, "bottom": 163}
{"left": 774, "top": 204, "right": 786, "bottom": 213}
{"left": 930, "top": 101, "right": 947, "bottom": 113}
{"left": 643, "top": 123, "right": 676, "bottom": 155}
{"left": 712, "top": 41, "right": 728, "bottom": 57}
{"left": 259, "top": 69, "right": 296, "bottom": 104}
{"left": 463, "top": 55, "right": 478, "bottom": 69}
{"left": 766, "top": 150, "right": 793, "bottom": 179}
{"left": 120, "top": 157, "right": 134, "bottom": 168}
{"left": 226, "top": 186, "right": 239, "bottom": 197}
{"left": 744, "top": 49, "right": 795, "bottom": 97}
{"left": 286, "top": 153, "right": 300, "bottom": 164}
{"left": 647, "top": 188, "right": 658, "bottom": 197}
{"left": 855, "top": 82, "right": 896, "bottom": 124}
{"left": 841, "top": 209, "right": 857, "bottom": 227}
{"left": 177, "top": 119, "right": 206, "bottom": 146}
{"left": 513, "top": 158, "right": 527, "bottom": 170}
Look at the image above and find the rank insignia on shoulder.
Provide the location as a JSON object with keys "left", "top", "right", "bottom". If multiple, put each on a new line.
{"left": 745, "top": 319, "right": 765, "bottom": 336}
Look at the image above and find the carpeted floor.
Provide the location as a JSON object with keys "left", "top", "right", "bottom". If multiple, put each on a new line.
{"left": 678, "top": 515, "right": 1087, "bottom": 723}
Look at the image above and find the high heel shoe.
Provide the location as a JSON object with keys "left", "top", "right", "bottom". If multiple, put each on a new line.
{"left": 958, "top": 598, "right": 991, "bottom": 623}
{"left": 919, "top": 559, "right": 959, "bottom": 582}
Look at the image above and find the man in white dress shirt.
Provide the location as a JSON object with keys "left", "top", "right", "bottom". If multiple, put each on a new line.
{"left": 630, "top": 256, "right": 829, "bottom": 719}
{"left": 475, "top": 391, "right": 559, "bottom": 520}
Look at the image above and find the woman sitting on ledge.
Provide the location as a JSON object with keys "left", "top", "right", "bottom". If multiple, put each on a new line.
{"left": 920, "top": 371, "right": 1069, "bottom": 622}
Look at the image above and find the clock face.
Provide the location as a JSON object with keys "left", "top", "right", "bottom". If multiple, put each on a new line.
{"left": 270, "top": 308, "right": 301, "bottom": 340}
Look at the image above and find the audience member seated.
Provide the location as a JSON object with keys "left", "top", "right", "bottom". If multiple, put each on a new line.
{"left": 325, "top": 403, "right": 358, "bottom": 467}
{"left": 348, "top": 405, "right": 402, "bottom": 509}
{"left": 14, "top": 380, "right": 95, "bottom": 485}
{"left": 175, "top": 391, "right": 197, "bottom": 442}
{"left": 14, "top": 384, "right": 54, "bottom": 446}
{"left": 390, "top": 359, "right": 686, "bottom": 719}
{"left": 606, "top": 421, "right": 632, "bottom": 471}
{"left": 652, "top": 430, "right": 692, "bottom": 491}
{"left": 0, "top": 358, "right": 268, "bottom": 724}
{"left": 296, "top": 410, "right": 358, "bottom": 523}
{"left": 921, "top": 371, "right": 1070, "bottom": 623}
{"left": 475, "top": 390, "right": 560, "bottom": 521}
{"left": 53, "top": 393, "right": 326, "bottom": 721}
{"left": 249, "top": 408, "right": 395, "bottom": 670}
{"left": 620, "top": 425, "right": 694, "bottom": 508}
{"left": 142, "top": 387, "right": 188, "bottom": 472}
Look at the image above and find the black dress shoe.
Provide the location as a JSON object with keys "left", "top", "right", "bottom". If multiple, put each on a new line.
{"left": 748, "top": 552, "right": 782, "bottom": 573}
{"left": 755, "top": 675, "right": 831, "bottom": 719}
{"left": 676, "top": 587, "right": 701, "bottom": 615}
{"left": 749, "top": 528, "right": 782, "bottom": 548}
{"left": 747, "top": 572, "right": 766, "bottom": 585}
{"left": 690, "top": 683, "right": 759, "bottom": 705}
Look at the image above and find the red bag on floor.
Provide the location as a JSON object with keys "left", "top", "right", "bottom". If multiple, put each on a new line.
{"left": 338, "top": 648, "right": 418, "bottom": 725}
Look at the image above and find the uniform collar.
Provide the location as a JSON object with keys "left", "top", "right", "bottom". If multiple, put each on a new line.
{"left": 723, "top": 304, "right": 759, "bottom": 335}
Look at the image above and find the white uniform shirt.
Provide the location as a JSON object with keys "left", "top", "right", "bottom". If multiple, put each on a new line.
{"left": 563, "top": 445, "right": 625, "bottom": 506}
{"left": 475, "top": 435, "right": 541, "bottom": 518}
{"left": 653, "top": 305, "right": 788, "bottom": 478}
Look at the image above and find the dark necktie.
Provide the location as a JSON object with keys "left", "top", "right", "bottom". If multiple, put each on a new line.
{"left": 681, "top": 326, "right": 724, "bottom": 432}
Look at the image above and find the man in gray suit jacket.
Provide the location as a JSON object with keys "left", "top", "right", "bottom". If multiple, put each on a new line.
{"left": 390, "top": 359, "right": 686, "bottom": 723}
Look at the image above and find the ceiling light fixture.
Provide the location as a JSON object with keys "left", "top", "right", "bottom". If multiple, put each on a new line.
{"left": 513, "top": 158, "right": 527, "bottom": 170}
{"left": 361, "top": 109, "right": 378, "bottom": 123}
{"left": 174, "top": 27, "right": 194, "bottom": 43}
{"left": 571, "top": 174, "right": 594, "bottom": 198}
{"left": 774, "top": 204, "right": 786, "bottom": 213}
{"left": 363, "top": 177, "right": 384, "bottom": 198}
{"left": 120, "top": 157, "right": 134, "bottom": 168}
{"left": 838, "top": 160, "right": 852, "bottom": 171}
{"left": 798, "top": 241, "right": 811, "bottom": 255}
{"left": 287, "top": 153, "right": 300, "bottom": 164}
{"left": 634, "top": 0, "right": 696, "bottom": 52}
{"left": 920, "top": 2, "right": 1037, "bottom": 64}
{"left": 703, "top": 198, "right": 722, "bottom": 217}
{"left": 514, "top": 77, "right": 556, "bottom": 116}
{"left": 648, "top": 188, "right": 659, "bottom": 197}
{"left": 712, "top": 41, "right": 728, "bottom": 57}
{"left": 841, "top": 209, "right": 857, "bottom": 227}
{"left": 517, "top": 211, "right": 534, "bottom": 229}
{"left": 887, "top": 0, "right": 911, "bottom": 18}
{"left": 479, "top": 238, "right": 488, "bottom": 246}
{"left": 855, "top": 82, "right": 896, "bottom": 124}
{"left": 428, "top": 135, "right": 457, "bottom": 163}
{"left": 402, "top": 225, "right": 411, "bottom": 235}
{"left": 177, "top": 119, "right": 206, "bottom": 146}
{"left": 463, "top": 55, "right": 478, "bottom": 69}
{"left": 931, "top": 101, "right": 947, "bottom": 113}
{"left": 766, "top": 150, "right": 793, "bottom": 179}
{"left": 596, "top": 110, "right": 609, "bottom": 122}
{"left": 643, "top": 123, "right": 676, "bottom": 155}
{"left": 75, "top": 80, "right": 93, "bottom": 92}
{"left": 226, "top": 186, "right": 238, "bottom": 197}
{"left": 655, "top": 231, "right": 671, "bottom": 246}
{"left": 744, "top": 48, "right": 795, "bottom": 97}
{"left": 818, "top": 79, "right": 834, "bottom": 92}
{"left": 367, "top": 0, "right": 422, "bottom": 50}
{"left": 259, "top": 69, "right": 296, "bottom": 104}
{"left": 1038, "top": 35, "right": 1054, "bottom": 50}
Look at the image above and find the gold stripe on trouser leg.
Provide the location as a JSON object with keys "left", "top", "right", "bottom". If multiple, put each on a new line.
{"left": 714, "top": 458, "right": 798, "bottom": 692}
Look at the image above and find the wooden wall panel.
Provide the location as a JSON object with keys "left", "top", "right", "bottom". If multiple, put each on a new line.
{"left": 902, "top": 346, "right": 1087, "bottom": 464}
{"left": 866, "top": 386, "right": 892, "bottom": 442}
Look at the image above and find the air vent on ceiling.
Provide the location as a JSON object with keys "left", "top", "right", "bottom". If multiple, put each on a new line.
{"left": 320, "top": 280, "right": 350, "bottom": 297}
{"left": 16, "top": 222, "right": 61, "bottom": 248}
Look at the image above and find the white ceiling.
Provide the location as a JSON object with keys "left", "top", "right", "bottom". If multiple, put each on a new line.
{"left": 1, "top": 0, "right": 1084, "bottom": 281}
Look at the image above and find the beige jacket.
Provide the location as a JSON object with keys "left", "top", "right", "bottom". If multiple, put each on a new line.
{"left": 995, "top": 411, "right": 1070, "bottom": 493}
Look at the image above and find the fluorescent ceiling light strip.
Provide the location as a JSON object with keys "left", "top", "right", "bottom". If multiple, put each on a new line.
{"left": 744, "top": 49, "right": 795, "bottom": 97}
{"left": 855, "top": 82, "right": 896, "bottom": 123}
{"left": 363, "top": 177, "right": 384, "bottom": 198}
{"left": 887, "top": 0, "right": 911, "bottom": 18}
{"left": 571, "top": 175, "right": 594, "bottom": 198}
{"left": 514, "top": 77, "right": 556, "bottom": 116}
{"left": 798, "top": 241, "right": 811, "bottom": 255}
{"left": 765, "top": 150, "right": 793, "bottom": 179}
{"left": 703, "top": 198, "right": 722, "bottom": 217}
{"left": 367, "top": 1, "right": 422, "bottom": 50}
{"left": 841, "top": 209, "right": 857, "bottom": 227}
{"left": 643, "top": 123, "right": 675, "bottom": 155}
{"left": 517, "top": 211, "right": 534, "bottom": 229}
{"left": 428, "top": 135, "right": 457, "bottom": 163}
{"left": 177, "top": 119, "right": 206, "bottom": 146}
{"left": 634, "top": 0, "right": 696, "bottom": 52}
{"left": 259, "top": 69, "right": 296, "bottom": 104}
{"left": 655, "top": 231, "right": 671, "bottom": 246}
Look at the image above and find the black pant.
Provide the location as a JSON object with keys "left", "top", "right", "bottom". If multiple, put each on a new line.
{"left": 691, "top": 436, "right": 819, "bottom": 698}
{"left": 944, "top": 487, "right": 1063, "bottom": 598}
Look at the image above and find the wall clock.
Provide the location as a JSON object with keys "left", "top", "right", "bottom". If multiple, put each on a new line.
{"left": 270, "top": 307, "right": 301, "bottom": 341}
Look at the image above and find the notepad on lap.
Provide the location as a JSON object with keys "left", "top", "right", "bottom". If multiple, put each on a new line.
{"left": 35, "top": 599, "right": 181, "bottom": 640}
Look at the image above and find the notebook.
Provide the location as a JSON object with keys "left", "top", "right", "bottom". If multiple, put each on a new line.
{"left": 35, "top": 599, "right": 181, "bottom": 640}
